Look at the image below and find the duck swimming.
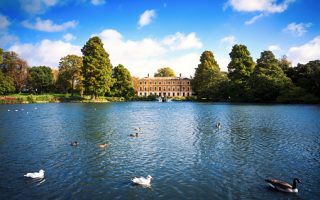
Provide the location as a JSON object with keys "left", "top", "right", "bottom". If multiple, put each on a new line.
{"left": 98, "top": 143, "right": 108, "bottom": 148}
{"left": 24, "top": 169, "right": 45, "bottom": 179}
{"left": 70, "top": 141, "right": 79, "bottom": 146}
{"left": 132, "top": 175, "right": 152, "bottom": 186}
{"left": 129, "top": 133, "right": 139, "bottom": 137}
{"left": 216, "top": 122, "right": 221, "bottom": 129}
{"left": 265, "top": 178, "right": 301, "bottom": 193}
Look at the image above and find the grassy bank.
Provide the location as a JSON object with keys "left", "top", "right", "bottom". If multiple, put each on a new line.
{"left": 0, "top": 94, "right": 125, "bottom": 104}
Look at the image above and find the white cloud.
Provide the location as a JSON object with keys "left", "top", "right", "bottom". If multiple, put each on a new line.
{"left": 162, "top": 32, "right": 203, "bottom": 50}
{"left": 9, "top": 39, "right": 81, "bottom": 67}
{"left": 19, "top": 0, "right": 58, "bottom": 14}
{"left": 287, "top": 36, "right": 320, "bottom": 66}
{"left": 220, "top": 35, "right": 236, "bottom": 51}
{"left": 63, "top": 33, "right": 76, "bottom": 41}
{"left": 138, "top": 9, "right": 156, "bottom": 28}
{"left": 283, "top": 22, "right": 312, "bottom": 37}
{"left": 96, "top": 29, "right": 203, "bottom": 77}
{"left": 227, "top": 0, "right": 295, "bottom": 13}
{"left": 0, "top": 14, "right": 10, "bottom": 30}
{"left": 91, "top": 0, "right": 105, "bottom": 6}
{"left": 227, "top": 0, "right": 295, "bottom": 24}
{"left": 22, "top": 18, "right": 77, "bottom": 32}
{"left": 245, "top": 13, "right": 264, "bottom": 25}
{"left": 0, "top": 33, "right": 19, "bottom": 47}
{"left": 268, "top": 45, "right": 281, "bottom": 52}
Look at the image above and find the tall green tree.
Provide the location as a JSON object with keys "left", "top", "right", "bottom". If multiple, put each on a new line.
{"left": 227, "top": 44, "right": 255, "bottom": 101}
{"left": 192, "top": 51, "right": 228, "bottom": 100}
{"left": 110, "top": 64, "right": 135, "bottom": 99}
{"left": 0, "top": 51, "right": 28, "bottom": 93}
{"left": 287, "top": 60, "right": 320, "bottom": 97}
{"left": 249, "top": 51, "right": 292, "bottom": 102}
{"left": 279, "top": 55, "right": 292, "bottom": 75}
{"left": 57, "top": 55, "right": 83, "bottom": 96}
{"left": 28, "top": 66, "right": 53, "bottom": 93}
{"left": 81, "top": 36, "right": 114, "bottom": 99}
{"left": 0, "top": 71, "right": 15, "bottom": 95}
{"left": 154, "top": 67, "right": 176, "bottom": 77}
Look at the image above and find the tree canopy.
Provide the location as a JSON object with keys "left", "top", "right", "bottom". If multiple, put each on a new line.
{"left": 249, "top": 51, "right": 293, "bottom": 102}
{"left": 81, "top": 36, "right": 114, "bottom": 99}
{"left": 192, "top": 51, "right": 227, "bottom": 100}
{"left": 110, "top": 64, "right": 135, "bottom": 99}
{"left": 57, "top": 55, "right": 83, "bottom": 96}
{"left": 227, "top": 44, "right": 255, "bottom": 101}
{"left": 154, "top": 67, "right": 176, "bottom": 77}
{"left": 28, "top": 66, "right": 53, "bottom": 93}
{"left": 0, "top": 71, "right": 15, "bottom": 95}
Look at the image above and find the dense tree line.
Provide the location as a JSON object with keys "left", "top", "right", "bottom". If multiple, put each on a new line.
{"left": 0, "top": 37, "right": 134, "bottom": 99}
{"left": 192, "top": 45, "right": 320, "bottom": 103}
{"left": 0, "top": 39, "right": 319, "bottom": 103}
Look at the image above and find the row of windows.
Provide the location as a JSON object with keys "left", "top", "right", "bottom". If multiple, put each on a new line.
{"left": 140, "top": 86, "right": 190, "bottom": 92}
{"left": 139, "top": 92, "right": 191, "bottom": 97}
{"left": 139, "top": 81, "right": 190, "bottom": 85}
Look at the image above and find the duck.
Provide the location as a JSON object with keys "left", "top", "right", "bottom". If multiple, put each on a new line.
{"left": 98, "top": 143, "right": 108, "bottom": 148}
{"left": 70, "top": 141, "right": 79, "bottom": 146}
{"left": 134, "top": 127, "right": 141, "bottom": 131}
{"left": 216, "top": 122, "right": 221, "bottom": 129}
{"left": 24, "top": 169, "right": 45, "bottom": 179}
{"left": 132, "top": 175, "right": 152, "bottom": 186}
{"left": 129, "top": 133, "right": 139, "bottom": 137}
{"left": 265, "top": 178, "right": 301, "bottom": 193}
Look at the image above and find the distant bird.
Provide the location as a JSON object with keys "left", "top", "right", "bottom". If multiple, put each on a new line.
{"left": 216, "top": 122, "right": 221, "bottom": 129}
{"left": 34, "top": 107, "right": 38, "bottom": 110}
{"left": 129, "top": 133, "right": 139, "bottom": 137}
{"left": 15, "top": 109, "right": 18, "bottom": 112}
{"left": 24, "top": 169, "right": 45, "bottom": 179}
{"left": 265, "top": 178, "right": 301, "bottom": 193}
{"left": 132, "top": 175, "right": 152, "bottom": 186}
{"left": 98, "top": 143, "right": 108, "bottom": 148}
{"left": 70, "top": 141, "right": 79, "bottom": 146}
{"left": 134, "top": 127, "right": 141, "bottom": 131}
{"left": 8, "top": 109, "right": 10, "bottom": 112}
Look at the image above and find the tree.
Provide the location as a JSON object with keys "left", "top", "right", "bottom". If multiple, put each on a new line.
{"left": 0, "top": 51, "right": 28, "bottom": 93}
{"left": 279, "top": 55, "right": 292, "bottom": 75}
{"left": 81, "top": 36, "right": 114, "bottom": 99}
{"left": 28, "top": 66, "right": 53, "bottom": 93}
{"left": 57, "top": 55, "right": 83, "bottom": 96}
{"left": 0, "top": 71, "right": 15, "bottom": 95}
{"left": 192, "top": 51, "right": 228, "bottom": 100}
{"left": 227, "top": 44, "right": 255, "bottom": 101}
{"left": 287, "top": 60, "right": 320, "bottom": 97}
{"left": 110, "top": 64, "right": 135, "bottom": 99}
{"left": 154, "top": 67, "right": 176, "bottom": 77}
{"left": 249, "top": 51, "right": 293, "bottom": 102}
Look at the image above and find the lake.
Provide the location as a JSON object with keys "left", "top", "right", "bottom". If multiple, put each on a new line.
{"left": 0, "top": 102, "right": 319, "bottom": 200}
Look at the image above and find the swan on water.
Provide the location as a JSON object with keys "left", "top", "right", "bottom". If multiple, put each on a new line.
{"left": 132, "top": 175, "right": 152, "bottom": 186}
{"left": 24, "top": 169, "right": 45, "bottom": 179}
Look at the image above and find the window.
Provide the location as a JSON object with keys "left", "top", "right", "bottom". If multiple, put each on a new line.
{"left": 168, "top": 87, "right": 171, "bottom": 91}
{"left": 187, "top": 87, "right": 190, "bottom": 91}
{"left": 140, "top": 92, "right": 142, "bottom": 96}
{"left": 144, "top": 82, "right": 146, "bottom": 85}
{"left": 173, "top": 81, "right": 175, "bottom": 84}
{"left": 140, "top": 82, "right": 142, "bottom": 85}
{"left": 150, "top": 82, "right": 152, "bottom": 84}
{"left": 168, "top": 82, "right": 170, "bottom": 84}
{"left": 150, "top": 87, "right": 152, "bottom": 91}
{"left": 173, "top": 92, "right": 175, "bottom": 96}
{"left": 159, "top": 82, "right": 162, "bottom": 85}
{"left": 144, "top": 92, "right": 147, "bottom": 96}
{"left": 155, "top": 87, "right": 157, "bottom": 91}
{"left": 164, "top": 81, "right": 166, "bottom": 85}
{"left": 187, "top": 81, "right": 190, "bottom": 85}
{"left": 177, "top": 92, "right": 180, "bottom": 96}
{"left": 159, "top": 87, "right": 161, "bottom": 91}
{"left": 154, "top": 82, "right": 156, "bottom": 85}
{"left": 183, "top": 92, "right": 185, "bottom": 96}
{"left": 168, "top": 93, "right": 170, "bottom": 96}
{"left": 144, "top": 87, "right": 147, "bottom": 91}
{"left": 173, "top": 87, "right": 175, "bottom": 91}
{"left": 163, "top": 87, "right": 166, "bottom": 91}
{"left": 183, "top": 87, "right": 185, "bottom": 91}
{"left": 140, "top": 87, "right": 142, "bottom": 91}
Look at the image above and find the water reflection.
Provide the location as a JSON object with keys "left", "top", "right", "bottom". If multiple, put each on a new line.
{"left": 0, "top": 102, "right": 319, "bottom": 200}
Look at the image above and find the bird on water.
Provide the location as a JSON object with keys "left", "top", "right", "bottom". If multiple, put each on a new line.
{"left": 265, "top": 178, "right": 301, "bottom": 193}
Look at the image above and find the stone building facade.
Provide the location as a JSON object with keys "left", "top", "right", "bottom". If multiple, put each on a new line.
{"left": 137, "top": 76, "right": 192, "bottom": 97}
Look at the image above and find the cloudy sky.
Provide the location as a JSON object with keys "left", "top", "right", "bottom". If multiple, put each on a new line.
{"left": 0, "top": 0, "right": 319, "bottom": 77}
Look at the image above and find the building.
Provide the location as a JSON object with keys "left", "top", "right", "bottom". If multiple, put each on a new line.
{"left": 137, "top": 75, "right": 192, "bottom": 97}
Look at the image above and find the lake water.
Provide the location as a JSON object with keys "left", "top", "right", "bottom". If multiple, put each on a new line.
{"left": 0, "top": 102, "right": 319, "bottom": 200}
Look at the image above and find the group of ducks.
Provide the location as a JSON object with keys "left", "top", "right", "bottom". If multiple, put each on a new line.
{"left": 23, "top": 169, "right": 301, "bottom": 192}
{"left": 24, "top": 125, "right": 302, "bottom": 192}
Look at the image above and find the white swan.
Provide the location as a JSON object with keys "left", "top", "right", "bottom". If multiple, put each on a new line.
{"left": 132, "top": 175, "right": 152, "bottom": 186}
{"left": 24, "top": 169, "right": 45, "bottom": 179}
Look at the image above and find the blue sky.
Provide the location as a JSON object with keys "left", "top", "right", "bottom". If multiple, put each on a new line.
{"left": 0, "top": 0, "right": 319, "bottom": 77}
